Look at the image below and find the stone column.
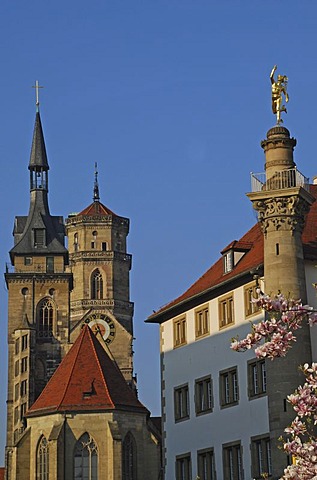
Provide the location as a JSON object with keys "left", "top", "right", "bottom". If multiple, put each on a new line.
{"left": 247, "top": 126, "right": 315, "bottom": 478}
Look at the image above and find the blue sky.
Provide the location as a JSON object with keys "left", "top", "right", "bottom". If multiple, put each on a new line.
{"left": 0, "top": 0, "right": 317, "bottom": 462}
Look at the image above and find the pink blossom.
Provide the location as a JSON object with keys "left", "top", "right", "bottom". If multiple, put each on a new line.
{"left": 230, "top": 292, "right": 317, "bottom": 479}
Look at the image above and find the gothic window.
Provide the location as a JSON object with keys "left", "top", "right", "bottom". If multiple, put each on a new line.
{"left": 37, "top": 299, "right": 54, "bottom": 338}
{"left": 74, "top": 433, "right": 98, "bottom": 480}
{"left": 91, "top": 269, "right": 103, "bottom": 299}
{"left": 37, "top": 436, "right": 49, "bottom": 480}
{"left": 74, "top": 233, "right": 78, "bottom": 251}
{"left": 122, "top": 432, "right": 137, "bottom": 480}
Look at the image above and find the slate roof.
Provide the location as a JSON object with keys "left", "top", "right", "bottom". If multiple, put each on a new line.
{"left": 27, "top": 325, "right": 148, "bottom": 416}
{"left": 10, "top": 112, "right": 67, "bottom": 262}
{"left": 147, "top": 184, "right": 317, "bottom": 323}
{"left": 29, "top": 112, "right": 49, "bottom": 169}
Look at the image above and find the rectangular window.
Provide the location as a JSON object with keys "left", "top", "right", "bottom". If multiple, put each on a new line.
{"left": 174, "top": 384, "right": 189, "bottom": 422}
{"left": 20, "top": 380, "right": 27, "bottom": 397}
{"left": 173, "top": 316, "right": 187, "bottom": 348}
{"left": 175, "top": 453, "right": 191, "bottom": 480}
{"left": 195, "top": 376, "right": 213, "bottom": 415}
{"left": 248, "top": 360, "right": 267, "bottom": 398}
{"left": 223, "top": 442, "right": 243, "bottom": 480}
{"left": 195, "top": 305, "right": 209, "bottom": 338}
{"left": 21, "top": 334, "right": 28, "bottom": 351}
{"left": 197, "top": 448, "right": 216, "bottom": 480}
{"left": 15, "top": 360, "right": 19, "bottom": 377}
{"left": 219, "top": 294, "right": 234, "bottom": 329}
{"left": 14, "top": 383, "right": 19, "bottom": 401}
{"left": 24, "top": 256, "right": 33, "bottom": 266}
{"left": 251, "top": 435, "right": 272, "bottom": 479}
{"left": 91, "top": 241, "right": 95, "bottom": 249}
{"left": 220, "top": 367, "right": 239, "bottom": 407}
{"left": 34, "top": 228, "right": 45, "bottom": 247}
{"left": 14, "top": 407, "right": 19, "bottom": 424}
{"left": 15, "top": 338, "right": 19, "bottom": 355}
{"left": 244, "top": 283, "right": 261, "bottom": 317}
{"left": 223, "top": 252, "right": 233, "bottom": 273}
{"left": 102, "top": 242, "right": 107, "bottom": 251}
{"left": 46, "top": 256, "right": 54, "bottom": 273}
{"left": 20, "top": 403, "right": 27, "bottom": 421}
{"left": 21, "top": 357, "right": 27, "bottom": 373}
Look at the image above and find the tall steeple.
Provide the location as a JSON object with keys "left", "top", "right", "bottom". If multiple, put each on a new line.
{"left": 9, "top": 101, "right": 67, "bottom": 264}
{"left": 5, "top": 88, "right": 73, "bottom": 474}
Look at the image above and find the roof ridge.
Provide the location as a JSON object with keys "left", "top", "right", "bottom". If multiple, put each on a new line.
{"left": 87, "top": 328, "right": 115, "bottom": 409}
{"left": 56, "top": 330, "right": 85, "bottom": 411}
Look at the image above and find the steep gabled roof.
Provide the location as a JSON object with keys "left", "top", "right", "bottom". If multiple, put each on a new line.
{"left": 147, "top": 184, "right": 317, "bottom": 323}
{"left": 28, "top": 325, "right": 148, "bottom": 416}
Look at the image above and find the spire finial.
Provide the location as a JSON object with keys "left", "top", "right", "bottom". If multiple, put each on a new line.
{"left": 93, "top": 162, "right": 100, "bottom": 202}
{"left": 32, "top": 80, "right": 44, "bottom": 112}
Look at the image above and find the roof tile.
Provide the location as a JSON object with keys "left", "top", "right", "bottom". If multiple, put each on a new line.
{"left": 149, "top": 185, "right": 317, "bottom": 319}
{"left": 28, "top": 325, "right": 147, "bottom": 416}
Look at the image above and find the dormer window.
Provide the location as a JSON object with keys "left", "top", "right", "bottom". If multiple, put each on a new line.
{"left": 221, "top": 241, "right": 253, "bottom": 275}
{"left": 223, "top": 251, "right": 233, "bottom": 274}
{"left": 34, "top": 229, "right": 46, "bottom": 247}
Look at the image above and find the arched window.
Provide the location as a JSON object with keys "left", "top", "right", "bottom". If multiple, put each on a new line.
{"left": 37, "top": 436, "right": 49, "bottom": 480}
{"left": 74, "top": 433, "right": 98, "bottom": 480}
{"left": 74, "top": 233, "right": 78, "bottom": 251}
{"left": 91, "top": 270, "right": 103, "bottom": 299}
{"left": 38, "top": 299, "right": 54, "bottom": 338}
{"left": 122, "top": 432, "right": 137, "bottom": 480}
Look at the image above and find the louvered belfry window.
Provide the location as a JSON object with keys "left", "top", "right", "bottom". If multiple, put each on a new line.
{"left": 91, "top": 269, "right": 103, "bottom": 299}
{"left": 34, "top": 228, "right": 45, "bottom": 247}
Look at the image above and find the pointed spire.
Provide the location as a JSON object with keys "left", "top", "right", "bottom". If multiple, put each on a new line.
{"left": 93, "top": 162, "right": 100, "bottom": 201}
{"left": 29, "top": 112, "right": 49, "bottom": 170}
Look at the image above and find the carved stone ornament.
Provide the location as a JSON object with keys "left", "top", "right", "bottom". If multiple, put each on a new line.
{"left": 253, "top": 195, "right": 310, "bottom": 235}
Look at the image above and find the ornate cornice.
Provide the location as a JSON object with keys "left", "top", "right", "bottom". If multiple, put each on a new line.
{"left": 70, "top": 299, "right": 134, "bottom": 311}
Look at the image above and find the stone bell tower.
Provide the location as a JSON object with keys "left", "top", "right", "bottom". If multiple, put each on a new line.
{"left": 65, "top": 165, "right": 134, "bottom": 384}
{"left": 247, "top": 74, "right": 315, "bottom": 476}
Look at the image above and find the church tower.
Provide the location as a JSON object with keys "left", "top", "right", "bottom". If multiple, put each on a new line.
{"left": 4, "top": 94, "right": 161, "bottom": 480}
{"left": 5, "top": 108, "right": 73, "bottom": 478}
{"left": 65, "top": 164, "right": 134, "bottom": 383}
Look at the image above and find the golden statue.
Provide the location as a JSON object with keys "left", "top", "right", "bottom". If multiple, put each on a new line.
{"left": 270, "top": 65, "right": 289, "bottom": 124}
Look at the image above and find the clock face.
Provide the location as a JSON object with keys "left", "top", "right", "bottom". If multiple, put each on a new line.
{"left": 84, "top": 313, "right": 116, "bottom": 344}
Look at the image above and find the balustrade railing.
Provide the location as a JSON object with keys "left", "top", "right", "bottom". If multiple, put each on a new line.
{"left": 250, "top": 167, "right": 309, "bottom": 193}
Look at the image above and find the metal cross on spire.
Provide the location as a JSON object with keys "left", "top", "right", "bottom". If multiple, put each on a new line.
{"left": 93, "top": 162, "right": 100, "bottom": 202}
{"left": 32, "top": 80, "right": 44, "bottom": 111}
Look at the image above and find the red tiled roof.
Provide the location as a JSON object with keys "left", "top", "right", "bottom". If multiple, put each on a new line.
{"left": 28, "top": 325, "right": 147, "bottom": 416}
{"left": 79, "top": 201, "right": 116, "bottom": 216}
{"left": 0, "top": 468, "right": 5, "bottom": 480}
{"left": 148, "top": 185, "right": 317, "bottom": 321}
